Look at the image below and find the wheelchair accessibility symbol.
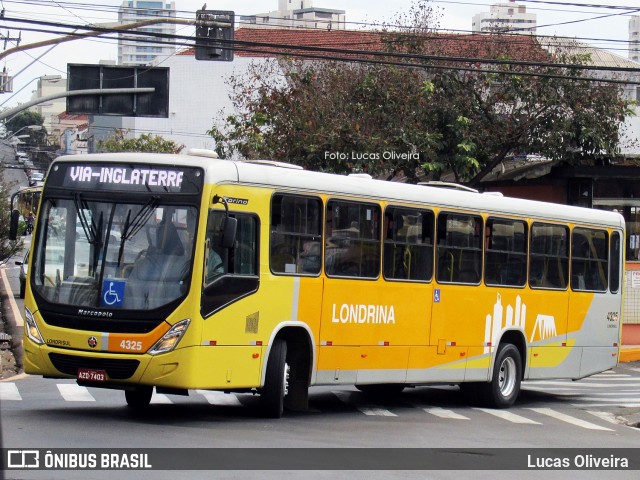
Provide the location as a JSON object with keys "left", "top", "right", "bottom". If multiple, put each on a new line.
{"left": 101, "top": 280, "right": 125, "bottom": 307}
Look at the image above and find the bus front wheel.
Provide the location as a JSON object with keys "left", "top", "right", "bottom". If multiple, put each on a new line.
{"left": 260, "top": 339, "right": 289, "bottom": 418}
{"left": 479, "top": 343, "right": 522, "bottom": 408}
{"left": 125, "top": 386, "right": 153, "bottom": 409}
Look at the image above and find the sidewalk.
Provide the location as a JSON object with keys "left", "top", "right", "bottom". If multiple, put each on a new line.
{"left": 620, "top": 345, "right": 640, "bottom": 363}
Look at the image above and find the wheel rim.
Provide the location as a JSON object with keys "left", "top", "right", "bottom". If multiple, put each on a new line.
{"left": 283, "top": 363, "right": 290, "bottom": 397}
{"left": 498, "top": 356, "right": 517, "bottom": 398}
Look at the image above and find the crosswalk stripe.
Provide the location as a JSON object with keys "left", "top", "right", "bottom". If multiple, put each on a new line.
{"left": 0, "top": 383, "right": 22, "bottom": 401}
{"left": 150, "top": 393, "right": 172, "bottom": 404}
{"left": 473, "top": 408, "right": 541, "bottom": 424}
{"left": 196, "top": 390, "right": 243, "bottom": 406}
{"left": 331, "top": 391, "right": 397, "bottom": 417}
{"left": 574, "top": 402, "right": 640, "bottom": 408}
{"left": 359, "top": 407, "right": 398, "bottom": 417}
{"left": 524, "top": 381, "right": 640, "bottom": 388}
{"left": 587, "top": 411, "right": 621, "bottom": 425}
{"left": 577, "top": 396, "right": 640, "bottom": 401}
{"left": 424, "top": 407, "right": 469, "bottom": 420}
{"left": 528, "top": 407, "right": 613, "bottom": 431}
{"left": 56, "top": 384, "right": 95, "bottom": 402}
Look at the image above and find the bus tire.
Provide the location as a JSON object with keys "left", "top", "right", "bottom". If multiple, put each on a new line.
{"left": 125, "top": 386, "right": 153, "bottom": 409}
{"left": 479, "top": 343, "right": 522, "bottom": 408}
{"left": 260, "top": 339, "right": 289, "bottom": 418}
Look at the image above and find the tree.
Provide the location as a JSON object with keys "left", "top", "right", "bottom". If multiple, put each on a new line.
{"left": 5, "top": 111, "right": 47, "bottom": 147}
{"left": 97, "top": 129, "right": 184, "bottom": 154}
{"left": 0, "top": 179, "right": 23, "bottom": 263}
{"left": 210, "top": 0, "right": 633, "bottom": 185}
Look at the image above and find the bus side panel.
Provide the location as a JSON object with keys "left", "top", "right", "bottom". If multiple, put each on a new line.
{"left": 406, "top": 346, "right": 469, "bottom": 383}
{"left": 317, "top": 279, "right": 429, "bottom": 383}
{"left": 314, "top": 347, "right": 359, "bottom": 384}
{"left": 569, "top": 292, "right": 621, "bottom": 348}
{"left": 569, "top": 291, "right": 621, "bottom": 377}
{"left": 141, "top": 345, "right": 265, "bottom": 390}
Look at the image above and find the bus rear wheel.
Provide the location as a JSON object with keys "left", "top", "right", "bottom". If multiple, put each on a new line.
{"left": 478, "top": 343, "right": 522, "bottom": 408}
{"left": 260, "top": 339, "right": 289, "bottom": 418}
{"left": 125, "top": 386, "right": 153, "bottom": 409}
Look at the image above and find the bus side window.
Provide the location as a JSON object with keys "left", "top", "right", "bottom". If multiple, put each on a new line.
{"left": 484, "top": 218, "right": 527, "bottom": 287}
{"left": 325, "top": 200, "right": 381, "bottom": 279}
{"left": 204, "top": 211, "right": 258, "bottom": 284}
{"left": 529, "top": 223, "right": 569, "bottom": 289}
{"left": 571, "top": 227, "right": 608, "bottom": 292}
{"left": 609, "top": 231, "right": 621, "bottom": 294}
{"left": 436, "top": 212, "right": 482, "bottom": 284}
{"left": 270, "top": 194, "right": 322, "bottom": 275}
{"left": 383, "top": 206, "right": 434, "bottom": 282}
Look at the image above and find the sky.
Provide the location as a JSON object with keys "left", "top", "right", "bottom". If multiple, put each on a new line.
{"left": 0, "top": 0, "right": 639, "bottom": 110}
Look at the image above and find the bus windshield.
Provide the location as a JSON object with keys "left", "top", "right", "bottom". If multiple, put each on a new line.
{"left": 32, "top": 196, "right": 197, "bottom": 311}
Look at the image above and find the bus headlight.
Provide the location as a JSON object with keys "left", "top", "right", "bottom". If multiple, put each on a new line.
{"left": 24, "top": 307, "right": 44, "bottom": 345}
{"left": 148, "top": 319, "right": 190, "bottom": 355}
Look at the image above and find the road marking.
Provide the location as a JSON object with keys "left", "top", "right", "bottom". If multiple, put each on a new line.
{"left": 474, "top": 408, "right": 541, "bottom": 424}
{"left": 0, "top": 266, "right": 24, "bottom": 327}
{"left": 359, "top": 407, "right": 398, "bottom": 417}
{"left": 331, "top": 391, "right": 397, "bottom": 416}
{"left": 424, "top": 407, "right": 469, "bottom": 420}
{"left": 528, "top": 407, "right": 613, "bottom": 431}
{"left": 57, "top": 384, "right": 95, "bottom": 402}
{"left": 196, "top": 390, "right": 243, "bottom": 406}
{"left": 0, "top": 382, "right": 22, "bottom": 400}
{"left": 524, "top": 381, "right": 640, "bottom": 388}
{"left": 150, "top": 393, "right": 172, "bottom": 404}
{"left": 574, "top": 402, "right": 640, "bottom": 408}
{"left": 587, "top": 411, "right": 621, "bottom": 425}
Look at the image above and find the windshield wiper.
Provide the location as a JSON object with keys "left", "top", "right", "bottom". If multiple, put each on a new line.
{"left": 73, "top": 194, "right": 99, "bottom": 245}
{"left": 117, "top": 196, "right": 159, "bottom": 267}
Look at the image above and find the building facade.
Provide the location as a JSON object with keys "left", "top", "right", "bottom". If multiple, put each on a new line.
{"left": 240, "top": 0, "right": 346, "bottom": 30}
{"left": 472, "top": 0, "right": 536, "bottom": 34}
{"left": 630, "top": 16, "right": 640, "bottom": 63}
{"left": 29, "top": 75, "right": 66, "bottom": 143}
{"left": 118, "top": 0, "right": 177, "bottom": 66}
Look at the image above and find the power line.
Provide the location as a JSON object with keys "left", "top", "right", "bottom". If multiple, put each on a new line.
{"left": 4, "top": 16, "right": 639, "bottom": 74}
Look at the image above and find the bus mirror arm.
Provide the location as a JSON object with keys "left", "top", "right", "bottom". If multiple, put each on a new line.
{"left": 9, "top": 209, "right": 20, "bottom": 241}
{"left": 213, "top": 195, "right": 238, "bottom": 249}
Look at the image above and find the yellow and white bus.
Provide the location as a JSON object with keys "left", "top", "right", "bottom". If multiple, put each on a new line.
{"left": 17, "top": 151, "right": 624, "bottom": 417}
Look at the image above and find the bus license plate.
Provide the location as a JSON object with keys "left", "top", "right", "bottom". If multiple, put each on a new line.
{"left": 77, "top": 368, "right": 107, "bottom": 382}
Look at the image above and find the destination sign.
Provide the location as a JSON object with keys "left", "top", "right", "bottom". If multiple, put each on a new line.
{"left": 48, "top": 163, "right": 203, "bottom": 194}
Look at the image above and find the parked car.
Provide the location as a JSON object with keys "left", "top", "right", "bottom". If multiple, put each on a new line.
{"left": 29, "top": 172, "right": 44, "bottom": 186}
{"left": 15, "top": 249, "right": 29, "bottom": 298}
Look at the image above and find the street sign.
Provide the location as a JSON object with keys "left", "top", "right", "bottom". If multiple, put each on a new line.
{"left": 66, "top": 64, "right": 169, "bottom": 117}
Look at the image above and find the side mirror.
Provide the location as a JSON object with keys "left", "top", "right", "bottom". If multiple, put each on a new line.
{"left": 9, "top": 209, "right": 20, "bottom": 241}
{"left": 213, "top": 195, "right": 237, "bottom": 249}
{"left": 219, "top": 216, "right": 237, "bottom": 249}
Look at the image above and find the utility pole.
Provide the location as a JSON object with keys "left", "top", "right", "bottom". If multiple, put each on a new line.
{"left": 1, "top": 30, "right": 21, "bottom": 50}
{"left": 1, "top": 30, "right": 21, "bottom": 93}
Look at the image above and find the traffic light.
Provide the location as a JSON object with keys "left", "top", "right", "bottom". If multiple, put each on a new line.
{"left": 195, "top": 10, "right": 234, "bottom": 61}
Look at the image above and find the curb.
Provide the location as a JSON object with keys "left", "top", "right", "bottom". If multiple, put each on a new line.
{"left": 620, "top": 347, "right": 640, "bottom": 363}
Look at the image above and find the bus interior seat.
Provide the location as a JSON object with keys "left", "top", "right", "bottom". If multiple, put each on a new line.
{"left": 157, "top": 221, "right": 184, "bottom": 256}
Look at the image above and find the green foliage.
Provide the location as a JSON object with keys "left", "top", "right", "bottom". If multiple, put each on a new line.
{"left": 97, "top": 129, "right": 185, "bottom": 154}
{"left": 0, "top": 178, "right": 24, "bottom": 263}
{"left": 5, "top": 111, "right": 47, "bottom": 147}
{"left": 210, "top": 0, "right": 632, "bottom": 186}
